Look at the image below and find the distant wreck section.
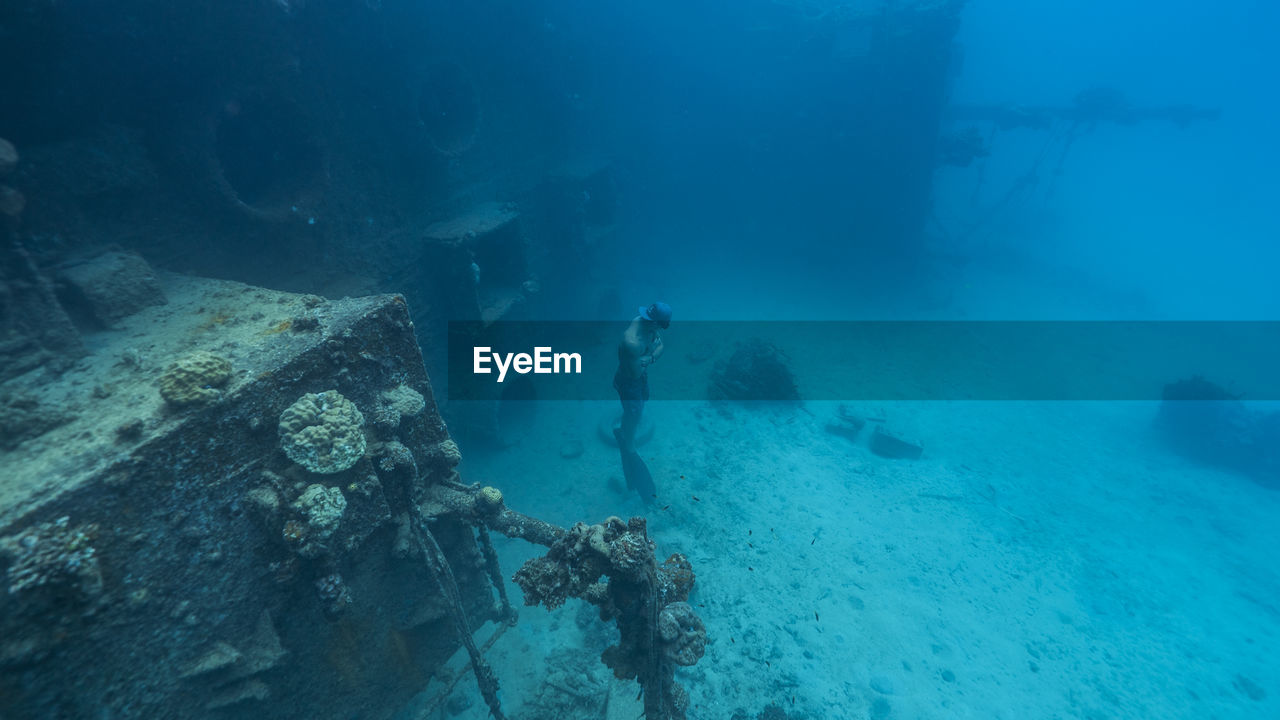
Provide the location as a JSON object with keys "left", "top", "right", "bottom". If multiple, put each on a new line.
{"left": 0, "top": 0, "right": 972, "bottom": 352}
{"left": 0, "top": 254, "right": 703, "bottom": 719}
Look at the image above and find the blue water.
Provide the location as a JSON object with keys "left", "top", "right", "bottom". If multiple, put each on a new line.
{"left": 472, "top": 2, "right": 1280, "bottom": 718}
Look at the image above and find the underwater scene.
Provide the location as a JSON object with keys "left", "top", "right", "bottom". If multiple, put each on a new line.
{"left": 1, "top": 1, "right": 1277, "bottom": 718}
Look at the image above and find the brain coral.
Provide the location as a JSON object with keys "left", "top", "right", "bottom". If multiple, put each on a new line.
{"left": 278, "top": 391, "right": 367, "bottom": 474}
{"left": 158, "top": 351, "right": 232, "bottom": 406}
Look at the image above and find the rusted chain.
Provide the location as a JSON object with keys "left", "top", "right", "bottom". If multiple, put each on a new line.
{"left": 411, "top": 509, "right": 507, "bottom": 720}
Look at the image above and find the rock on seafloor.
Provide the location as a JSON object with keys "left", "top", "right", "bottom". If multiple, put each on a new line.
{"left": 868, "top": 425, "right": 924, "bottom": 460}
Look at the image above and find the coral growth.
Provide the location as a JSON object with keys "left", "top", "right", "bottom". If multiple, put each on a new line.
{"left": 606, "top": 530, "right": 651, "bottom": 577}
{"left": 367, "top": 383, "right": 427, "bottom": 430}
{"left": 278, "top": 390, "right": 366, "bottom": 474}
{"left": 512, "top": 516, "right": 661, "bottom": 610}
{"left": 477, "top": 486, "right": 504, "bottom": 514}
{"left": 514, "top": 520, "right": 615, "bottom": 610}
{"left": 375, "top": 440, "right": 416, "bottom": 473}
{"left": 708, "top": 338, "right": 800, "bottom": 403}
{"left": 314, "top": 573, "right": 352, "bottom": 616}
{"left": 657, "top": 553, "right": 695, "bottom": 604}
{"left": 380, "top": 384, "right": 426, "bottom": 425}
{"left": 1159, "top": 376, "right": 1280, "bottom": 485}
{"left": 426, "top": 438, "right": 462, "bottom": 468}
{"left": 158, "top": 351, "right": 232, "bottom": 406}
{"left": 0, "top": 516, "right": 102, "bottom": 601}
{"left": 506, "top": 511, "right": 703, "bottom": 719}
{"left": 657, "top": 602, "right": 707, "bottom": 666}
{"left": 284, "top": 484, "right": 347, "bottom": 558}
{"left": 524, "top": 648, "right": 608, "bottom": 719}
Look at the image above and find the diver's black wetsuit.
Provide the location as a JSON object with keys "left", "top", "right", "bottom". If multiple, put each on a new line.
{"left": 613, "top": 343, "right": 649, "bottom": 453}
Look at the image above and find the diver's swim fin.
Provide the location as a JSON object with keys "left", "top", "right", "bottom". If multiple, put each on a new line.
{"left": 621, "top": 449, "right": 656, "bottom": 503}
{"left": 615, "top": 428, "right": 657, "bottom": 503}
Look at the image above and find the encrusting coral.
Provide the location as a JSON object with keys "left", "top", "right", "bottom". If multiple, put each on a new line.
{"left": 278, "top": 390, "right": 366, "bottom": 474}
{"left": 157, "top": 351, "right": 232, "bottom": 406}
{"left": 657, "top": 602, "right": 707, "bottom": 666}
{"left": 380, "top": 384, "right": 426, "bottom": 425}
{"left": 511, "top": 514, "right": 704, "bottom": 720}
{"left": 0, "top": 516, "right": 102, "bottom": 601}
{"left": 292, "top": 485, "right": 346, "bottom": 539}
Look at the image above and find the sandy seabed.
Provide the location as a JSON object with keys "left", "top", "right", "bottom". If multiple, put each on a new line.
{"left": 424, "top": 395, "right": 1278, "bottom": 720}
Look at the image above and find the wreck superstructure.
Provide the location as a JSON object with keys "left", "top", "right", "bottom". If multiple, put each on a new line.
{"left": 0, "top": 1, "right": 973, "bottom": 717}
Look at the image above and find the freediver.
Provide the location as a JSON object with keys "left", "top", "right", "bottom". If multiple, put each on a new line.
{"left": 613, "top": 302, "right": 670, "bottom": 502}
